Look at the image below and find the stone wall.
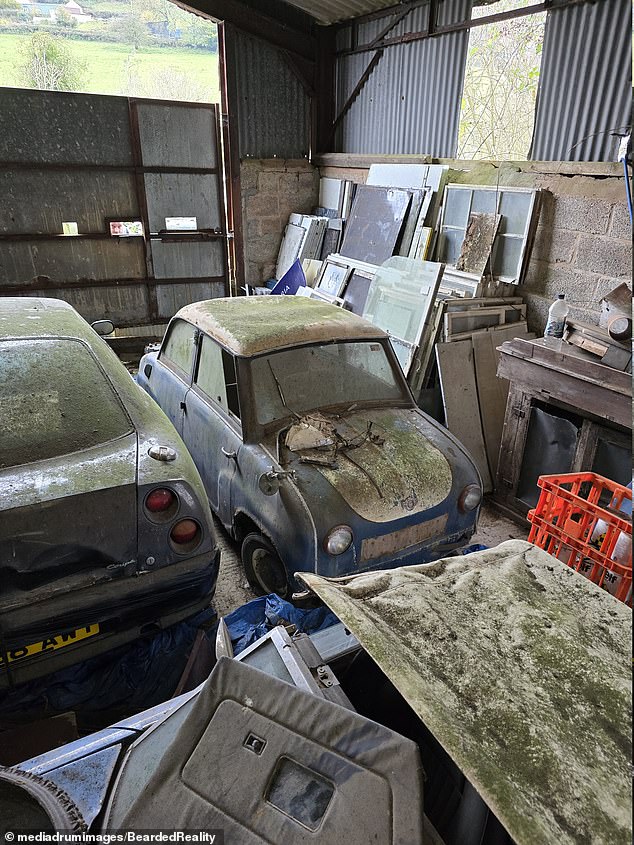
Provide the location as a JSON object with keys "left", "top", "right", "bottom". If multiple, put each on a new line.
{"left": 240, "top": 159, "right": 319, "bottom": 285}
{"left": 316, "top": 156, "right": 632, "bottom": 333}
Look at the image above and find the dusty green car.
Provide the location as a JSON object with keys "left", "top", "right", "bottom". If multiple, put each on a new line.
{"left": 138, "top": 296, "right": 483, "bottom": 597}
{"left": 0, "top": 297, "right": 219, "bottom": 687}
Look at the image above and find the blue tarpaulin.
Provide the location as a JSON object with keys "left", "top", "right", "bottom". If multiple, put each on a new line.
{"left": 224, "top": 594, "right": 339, "bottom": 655}
{"left": 0, "top": 609, "right": 215, "bottom": 717}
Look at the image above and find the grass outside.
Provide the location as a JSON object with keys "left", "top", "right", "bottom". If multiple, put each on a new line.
{"left": 0, "top": 31, "right": 220, "bottom": 101}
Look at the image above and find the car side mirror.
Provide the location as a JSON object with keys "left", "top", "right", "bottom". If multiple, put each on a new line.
{"left": 91, "top": 319, "right": 114, "bottom": 336}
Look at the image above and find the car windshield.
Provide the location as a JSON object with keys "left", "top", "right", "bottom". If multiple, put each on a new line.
{"left": 250, "top": 340, "right": 408, "bottom": 426}
{"left": 0, "top": 339, "right": 133, "bottom": 469}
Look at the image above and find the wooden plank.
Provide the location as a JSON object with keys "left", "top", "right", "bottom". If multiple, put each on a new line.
{"left": 472, "top": 331, "right": 510, "bottom": 481}
{"left": 498, "top": 338, "right": 632, "bottom": 396}
{"left": 472, "top": 326, "right": 536, "bottom": 480}
{"left": 436, "top": 340, "right": 493, "bottom": 492}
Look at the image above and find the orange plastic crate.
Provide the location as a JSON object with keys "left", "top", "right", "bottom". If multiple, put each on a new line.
{"left": 528, "top": 472, "right": 632, "bottom": 606}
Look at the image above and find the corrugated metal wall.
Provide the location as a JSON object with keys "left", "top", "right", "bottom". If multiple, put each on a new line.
{"left": 232, "top": 28, "right": 311, "bottom": 159}
{"left": 530, "top": 0, "right": 632, "bottom": 161}
{"left": 334, "top": 0, "right": 472, "bottom": 156}
{"left": 0, "top": 89, "right": 227, "bottom": 327}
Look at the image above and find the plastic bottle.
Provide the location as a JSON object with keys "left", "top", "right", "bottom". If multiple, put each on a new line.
{"left": 544, "top": 293, "right": 569, "bottom": 338}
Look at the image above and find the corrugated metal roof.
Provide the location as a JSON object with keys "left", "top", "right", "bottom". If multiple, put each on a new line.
{"left": 335, "top": 0, "right": 471, "bottom": 156}
{"left": 232, "top": 28, "right": 310, "bottom": 158}
{"left": 280, "top": 0, "right": 413, "bottom": 26}
{"left": 530, "top": 0, "right": 632, "bottom": 161}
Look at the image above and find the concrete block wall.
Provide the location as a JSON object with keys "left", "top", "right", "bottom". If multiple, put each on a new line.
{"left": 240, "top": 159, "right": 319, "bottom": 284}
{"left": 317, "top": 156, "right": 632, "bottom": 333}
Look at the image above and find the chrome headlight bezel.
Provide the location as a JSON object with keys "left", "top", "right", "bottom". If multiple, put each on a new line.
{"left": 458, "top": 484, "right": 482, "bottom": 513}
{"left": 324, "top": 525, "right": 354, "bottom": 555}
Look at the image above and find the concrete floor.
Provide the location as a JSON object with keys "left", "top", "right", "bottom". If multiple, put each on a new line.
{"left": 211, "top": 500, "right": 528, "bottom": 618}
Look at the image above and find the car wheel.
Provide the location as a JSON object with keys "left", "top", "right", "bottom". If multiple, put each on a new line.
{"left": 241, "top": 533, "right": 290, "bottom": 599}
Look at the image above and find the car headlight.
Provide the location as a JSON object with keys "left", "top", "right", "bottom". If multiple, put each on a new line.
{"left": 459, "top": 484, "right": 482, "bottom": 512}
{"left": 325, "top": 525, "right": 353, "bottom": 555}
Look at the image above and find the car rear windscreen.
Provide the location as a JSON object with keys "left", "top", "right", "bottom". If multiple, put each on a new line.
{"left": 0, "top": 339, "right": 133, "bottom": 469}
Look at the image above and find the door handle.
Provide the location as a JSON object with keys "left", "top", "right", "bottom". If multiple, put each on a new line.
{"left": 180, "top": 401, "right": 187, "bottom": 412}
{"left": 222, "top": 447, "right": 237, "bottom": 460}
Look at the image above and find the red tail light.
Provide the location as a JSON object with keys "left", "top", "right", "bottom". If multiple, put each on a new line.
{"left": 146, "top": 488, "right": 176, "bottom": 513}
{"left": 170, "top": 519, "right": 200, "bottom": 545}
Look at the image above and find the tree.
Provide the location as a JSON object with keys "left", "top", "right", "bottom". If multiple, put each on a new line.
{"left": 458, "top": 0, "right": 544, "bottom": 160}
{"left": 20, "top": 33, "right": 86, "bottom": 91}
{"left": 55, "top": 7, "right": 78, "bottom": 27}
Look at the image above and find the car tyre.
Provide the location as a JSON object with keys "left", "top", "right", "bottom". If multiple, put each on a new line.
{"left": 241, "top": 533, "right": 290, "bottom": 599}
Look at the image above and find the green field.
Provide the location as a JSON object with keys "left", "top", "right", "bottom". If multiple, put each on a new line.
{"left": 0, "top": 31, "right": 220, "bottom": 102}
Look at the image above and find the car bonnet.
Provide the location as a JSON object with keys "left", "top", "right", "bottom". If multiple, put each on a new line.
{"left": 296, "top": 540, "right": 633, "bottom": 845}
{"left": 281, "top": 407, "right": 453, "bottom": 522}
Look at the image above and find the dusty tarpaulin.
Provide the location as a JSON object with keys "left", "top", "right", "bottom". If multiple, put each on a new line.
{"left": 297, "top": 540, "right": 632, "bottom": 845}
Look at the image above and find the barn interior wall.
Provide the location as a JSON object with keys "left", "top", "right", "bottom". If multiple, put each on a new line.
{"left": 240, "top": 158, "right": 319, "bottom": 285}
{"left": 317, "top": 157, "right": 631, "bottom": 332}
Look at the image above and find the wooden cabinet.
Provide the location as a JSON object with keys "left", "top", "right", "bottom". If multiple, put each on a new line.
{"left": 493, "top": 338, "right": 631, "bottom": 521}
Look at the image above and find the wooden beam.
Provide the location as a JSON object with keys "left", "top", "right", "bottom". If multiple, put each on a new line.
{"left": 336, "top": 0, "right": 595, "bottom": 57}
{"left": 171, "top": 0, "right": 316, "bottom": 62}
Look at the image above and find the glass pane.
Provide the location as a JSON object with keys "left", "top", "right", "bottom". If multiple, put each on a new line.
{"left": 0, "top": 339, "right": 131, "bottom": 468}
{"left": 499, "top": 191, "right": 533, "bottom": 234}
{"left": 161, "top": 319, "right": 196, "bottom": 375}
{"left": 251, "top": 341, "right": 406, "bottom": 426}
{"left": 443, "top": 188, "right": 472, "bottom": 228}
{"left": 471, "top": 190, "right": 498, "bottom": 214}
{"left": 492, "top": 235, "right": 524, "bottom": 280}
{"left": 438, "top": 228, "right": 464, "bottom": 264}
{"left": 196, "top": 336, "right": 228, "bottom": 411}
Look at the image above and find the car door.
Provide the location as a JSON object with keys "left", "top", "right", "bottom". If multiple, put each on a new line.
{"left": 147, "top": 319, "right": 197, "bottom": 434}
{"left": 181, "top": 333, "right": 241, "bottom": 524}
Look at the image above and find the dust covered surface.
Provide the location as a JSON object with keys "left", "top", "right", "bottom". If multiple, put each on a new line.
{"left": 298, "top": 540, "right": 632, "bottom": 845}
{"left": 177, "top": 296, "right": 385, "bottom": 356}
{"left": 316, "top": 409, "right": 452, "bottom": 522}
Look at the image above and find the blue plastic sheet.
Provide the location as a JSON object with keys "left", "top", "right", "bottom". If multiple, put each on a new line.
{"left": 224, "top": 594, "right": 339, "bottom": 656}
{"left": 270, "top": 259, "right": 306, "bottom": 296}
{"left": 0, "top": 609, "right": 215, "bottom": 717}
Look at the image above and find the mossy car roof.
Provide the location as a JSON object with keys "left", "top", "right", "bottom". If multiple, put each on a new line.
{"left": 176, "top": 297, "right": 387, "bottom": 356}
{"left": 0, "top": 297, "right": 90, "bottom": 339}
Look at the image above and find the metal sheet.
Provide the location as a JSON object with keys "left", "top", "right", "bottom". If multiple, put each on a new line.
{"left": 530, "top": 0, "right": 632, "bottom": 161}
{"left": 335, "top": 1, "right": 471, "bottom": 156}
{"left": 0, "top": 88, "right": 133, "bottom": 166}
{"left": 150, "top": 242, "right": 225, "bottom": 279}
{"left": 0, "top": 239, "right": 146, "bottom": 286}
{"left": 281, "top": 0, "right": 404, "bottom": 25}
{"left": 155, "top": 281, "right": 225, "bottom": 320}
{"left": 144, "top": 174, "right": 222, "bottom": 231}
{"left": 232, "top": 29, "right": 310, "bottom": 159}
{"left": 136, "top": 102, "right": 218, "bottom": 169}
{"left": 1, "top": 170, "right": 138, "bottom": 235}
{"left": 10, "top": 285, "right": 151, "bottom": 327}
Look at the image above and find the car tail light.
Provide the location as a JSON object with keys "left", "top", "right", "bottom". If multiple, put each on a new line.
{"left": 170, "top": 519, "right": 200, "bottom": 547}
{"left": 146, "top": 488, "right": 176, "bottom": 513}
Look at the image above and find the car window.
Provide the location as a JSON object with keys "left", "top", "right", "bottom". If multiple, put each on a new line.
{"left": 0, "top": 339, "right": 133, "bottom": 469}
{"left": 195, "top": 335, "right": 241, "bottom": 421}
{"left": 251, "top": 341, "right": 407, "bottom": 426}
{"left": 161, "top": 319, "right": 196, "bottom": 377}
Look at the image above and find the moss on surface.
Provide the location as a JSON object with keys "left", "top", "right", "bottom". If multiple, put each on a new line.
{"left": 178, "top": 297, "right": 385, "bottom": 356}
{"left": 299, "top": 540, "right": 632, "bottom": 845}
